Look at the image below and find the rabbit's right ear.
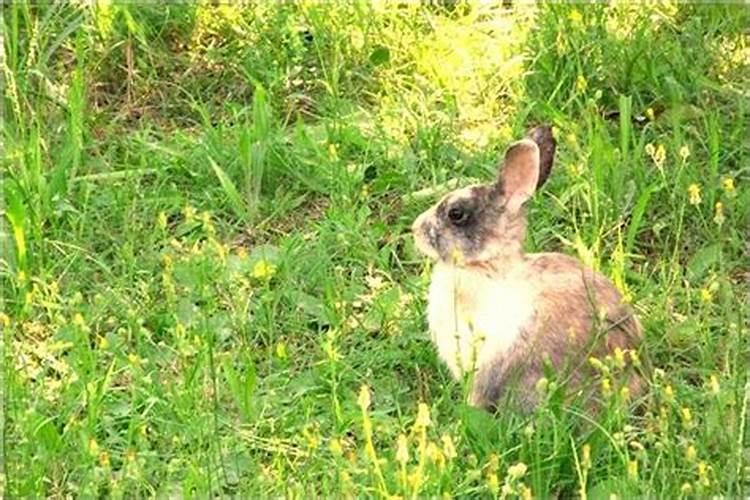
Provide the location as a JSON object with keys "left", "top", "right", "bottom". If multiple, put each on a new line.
{"left": 497, "top": 139, "right": 540, "bottom": 212}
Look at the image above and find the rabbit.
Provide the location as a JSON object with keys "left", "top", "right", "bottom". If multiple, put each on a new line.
{"left": 412, "top": 126, "right": 642, "bottom": 412}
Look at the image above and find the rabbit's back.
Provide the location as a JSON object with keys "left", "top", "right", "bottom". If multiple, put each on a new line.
{"left": 470, "top": 252, "right": 642, "bottom": 410}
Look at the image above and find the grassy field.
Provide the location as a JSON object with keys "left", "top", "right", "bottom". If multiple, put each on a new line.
{"left": 2, "top": 2, "right": 749, "bottom": 498}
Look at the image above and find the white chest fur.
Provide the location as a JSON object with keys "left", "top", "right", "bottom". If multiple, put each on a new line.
{"left": 426, "top": 263, "right": 536, "bottom": 379}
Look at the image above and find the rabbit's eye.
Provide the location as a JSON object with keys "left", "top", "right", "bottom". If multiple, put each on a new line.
{"left": 448, "top": 206, "right": 470, "bottom": 225}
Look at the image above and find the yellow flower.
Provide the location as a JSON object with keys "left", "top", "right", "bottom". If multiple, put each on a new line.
{"left": 252, "top": 259, "right": 277, "bottom": 281}
{"left": 627, "top": 459, "right": 638, "bottom": 480}
{"left": 645, "top": 143, "right": 666, "bottom": 167}
{"left": 568, "top": 8, "right": 584, "bottom": 26}
{"left": 275, "top": 341, "right": 287, "bottom": 360}
{"left": 99, "top": 451, "right": 110, "bottom": 468}
{"left": 441, "top": 434, "right": 457, "bottom": 460}
{"left": 628, "top": 349, "right": 641, "bottom": 367}
{"left": 685, "top": 444, "right": 697, "bottom": 462}
{"left": 663, "top": 384, "right": 674, "bottom": 403}
{"left": 679, "top": 145, "right": 691, "bottom": 161}
{"left": 88, "top": 438, "right": 99, "bottom": 456}
{"left": 697, "top": 461, "right": 710, "bottom": 487}
{"left": 700, "top": 287, "right": 713, "bottom": 303}
{"left": 519, "top": 484, "right": 533, "bottom": 500}
{"left": 620, "top": 386, "right": 630, "bottom": 401}
{"left": 575, "top": 74, "right": 588, "bottom": 93}
{"left": 357, "top": 384, "right": 371, "bottom": 410}
{"left": 601, "top": 377, "right": 612, "bottom": 397}
{"left": 722, "top": 177, "right": 736, "bottom": 196}
{"left": 415, "top": 402, "right": 431, "bottom": 429}
{"left": 582, "top": 443, "right": 592, "bottom": 470}
{"left": 681, "top": 482, "right": 693, "bottom": 494}
{"left": 182, "top": 205, "right": 196, "bottom": 221}
{"left": 128, "top": 353, "right": 142, "bottom": 367}
{"left": 328, "top": 143, "right": 338, "bottom": 160}
{"left": 157, "top": 211, "right": 168, "bottom": 230}
{"left": 535, "top": 376, "right": 549, "bottom": 394}
{"left": 507, "top": 462, "right": 528, "bottom": 479}
{"left": 614, "top": 347, "right": 626, "bottom": 368}
{"left": 645, "top": 107, "right": 655, "bottom": 121}
{"left": 708, "top": 375, "right": 720, "bottom": 395}
{"left": 687, "top": 183, "right": 702, "bottom": 205}
{"left": 426, "top": 441, "right": 445, "bottom": 466}
{"left": 0, "top": 312, "right": 9, "bottom": 328}
{"left": 73, "top": 313, "right": 85, "bottom": 328}
{"left": 97, "top": 335, "right": 109, "bottom": 350}
{"left": 681, "top": 407, "right": 694, "bottom": 428}
{"left": 713, "top": 201, "right": 725, "bottom": 226}
{"left": 328, "top": 438, "right": 343, "bottom": 456}
{"left": 396, "top": 434, "right": 409, "bottom": 464}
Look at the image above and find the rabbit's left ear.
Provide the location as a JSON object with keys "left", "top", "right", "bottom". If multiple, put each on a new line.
{"left": 498, "top": 139, "right": 539, "bottom": 211}
{"left": 527, "top": 125, "right": 556, "bottom": 189}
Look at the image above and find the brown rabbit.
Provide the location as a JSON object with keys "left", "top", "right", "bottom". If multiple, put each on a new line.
{"left": 412, "top": 126, "right": 642, "bottom": 412}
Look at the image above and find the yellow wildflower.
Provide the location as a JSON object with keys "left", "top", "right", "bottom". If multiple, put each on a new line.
{"left": 653, "top": 144, "right": 666, "bottom": 167}
{"left": 183, "top": 205, "right": 196, "bottom": 221}
{"left": 582, "top": 443, "right": 592, "bottom": 470}
{"left": 99, "top": 451, "right": 110, "bottom": 468}
{"left": 426, "top": 441, "right": 445, "bottom": 466}
{"left": 157, "top": 211, "right": 168, "bottom": 230}
{"left": 679, "top": 145, "right": 690, "bottom": 161}
{"left": 601, "top": 377, "right": 612, "bottom": 397}
{"left": 575, "top": 74, "right": 588, "bottom": 93}
{"left": 441, "top": 434, "right": 457, "bottom": 460}
{"left": 128, "top": 353, "right": 142, "bottom": 367}
{"left": 252, "top": 259, "right": 277, "bottom": 281}
{"left": 275, "top": 341, "right": 287, "bottom": 360}
{"left": 328, "top": 438, "right": 343, "bottom": 456}
{"left": 97, "top": 335, "right": 109, "bottom": 350}
{"left": 507, "top": 462, "right": 528, "bottom": 479}
{"left": 535, "top": 376, "right": 549, "bottom": 394}
{"left": 687, "top": 183, "right": 702, "bottom": 205}
{"left": 697, "top": 461, "right": 710, "bottom": 487}
{"left": 685, "top": 444, "right": 697, "bottom": 462}
{"left": 357, "top": 384, "right": 371, "bottom": 410}
{"left": 415, "top": 402, "right": 431, "bottom": 429}
{"left": 88, "top": 438, "right": 99, "bottom": 456}
{"left": 614, "top": 347, "right": 626, "bottom": 368}
{"left": 73, "top": 313, "right": 85, "bottom": 328}
{"left": 663, "top": 384, "right": 674, "bottom": 402}
{"left": 620, "top": 386, "right": 630, "bottom": 401}
{"left": 568, "top": 9, "right": 584, "bottom": 26}
{"left": 708, "top": 375, "right": 720, "bottom": 395}
{"left": 713, "top": 201, "right": 725, "bottom": 226}
{"left": 396, "top": 434, "right": 409, "bottom": 464}
{"left": 681, "top": 407, "right": 694, "bottom": 428}
{"left": 519, "top": 484, "right": 533, "bottom": 500}
{"left": 700, "top": 287, "right": 713, "bottom": 303}
{"left": 681, "top": 482, "right": 693, "bottom": 494}
{"left": 645, "top": 107, "right": 655, "bottom": 121}
{"left": 722, "top": 177, "right": 736, "bottom": 196}
{"left": 627, "top": 459, "right": 638, "bottom": 480}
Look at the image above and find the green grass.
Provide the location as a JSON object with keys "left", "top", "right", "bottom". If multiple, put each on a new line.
{"left": 2, "top": 2, "right": 749, "bottom": 498}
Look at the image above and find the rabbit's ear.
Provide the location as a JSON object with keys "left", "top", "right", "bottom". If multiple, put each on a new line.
{"left": 527, "top": 125, "right": 556, "bottom": 189}
{"left": 497, "top": 139, "right": 539, "bottom": 211}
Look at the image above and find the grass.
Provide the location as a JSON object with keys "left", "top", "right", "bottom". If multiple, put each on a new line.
{"left": 2, "top": 2, "right": 749, "bottom": 498}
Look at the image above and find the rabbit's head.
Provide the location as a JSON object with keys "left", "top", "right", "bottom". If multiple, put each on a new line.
{"left": 412, "top": 126, "right": 556, "bottom": 265}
